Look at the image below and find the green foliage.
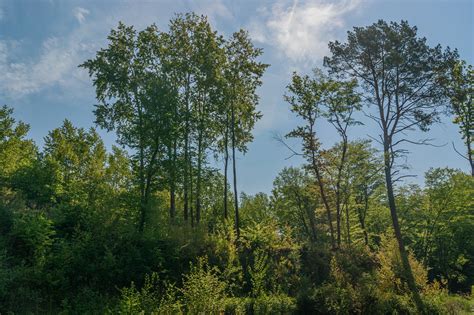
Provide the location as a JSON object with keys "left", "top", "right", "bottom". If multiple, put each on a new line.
{"left": 10, "top": 209, "right": 55, "bottom": 266}
{"left": 181, "top": 257, "right": 227, "bottom": 314}
{"left": 374, "top": 234, "right": 428, "bottom": 313}
{"left": 0, "top": 105, "right": 37, "bottom": 187}
{"left": 0, "top": 17, "right": 472, "bottom": 315}
{"left": 444, "top": 60, "right": 473, "bottom": 174}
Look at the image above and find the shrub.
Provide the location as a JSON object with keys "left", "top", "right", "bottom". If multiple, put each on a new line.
{"left": 180, "top": 257, "right": 227, "bottom": 314}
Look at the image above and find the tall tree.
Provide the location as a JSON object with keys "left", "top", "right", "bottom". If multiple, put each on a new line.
{"left": 445, "top": 61, "right": 474, "bottom": 176}
{"left": 191, "top": 17, "right": 225, "bottom": 225}
{"left": 81, "top": 23, "right": 176, "bottom": 232}
{"left": 223, "top": 30, "right": 268, "bottom": 239}
{"left": 321, "top": 74, "right": 360, "bottom": 246}
{"left": 324, "top": 20, "right": 458, "bottom": 311}
{"left": 284, "top": 69, "right": 359, "bottom": 249}
{"left": 166, "top": 13, "right": 216, "bottom": 226}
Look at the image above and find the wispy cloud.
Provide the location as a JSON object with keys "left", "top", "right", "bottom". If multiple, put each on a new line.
{"left": 0, "top": 35, "right": 94, "bottom": 98}
{"left": 73, "top": 7, "right": 90, "bottom": 24}
{"left": 249, "top": 0, "right": 363, "bottom": 62}
{"left": 0, "top": 0, "right": 233, "bottom": 99}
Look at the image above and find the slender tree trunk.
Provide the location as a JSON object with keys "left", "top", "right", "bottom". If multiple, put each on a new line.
{"left": 383, "top": 143, "right": 424, "bottom": 313}
{"left": 344, "top": 197, "right": 351, "bottom": 245}
{"left": 467, "top": 136, "right": 473, "bottom": 176}
{"left": 137, "top": 104, "right": 146, "bottom": 233}
{"left": 184, "top": 141, "right": 189, "bottom": 221}
{"left": 336, "top": 186, "right": 342, "bottom": 247}
{"left": 335, "top": 137, "right": 348, "bottom": 247}
{"left": 196, "top": 129, "right": 203, "bottom": 224}
{"left": 195, "top": 94, "right": 206, "bottom": 225}
{"left": 183, "top": 76, "right": 190, "bottom": 222}
{"left": 190, "top": 157, "right": 194, "bottom": 228}
{"left": 231, "top": 104, "right": 240, "bottom": 239}
{"left": 223, "top": 116, "right": 229, "bottom": 219}
{"left": 139, "top": 191, "right": 146, "bottom": 232}
{"left": 170, "top": 138, "right": 177, "bottom": 219}
{"left": 310, "top": 136, "right": 336, "bottom": 250}
{"left": 140, "top": 143, "right": 160, "bottom": 232}
{"left": 336, "top": 206, "right": 341, "bottom": 246}
{"left": 139, "top": 159, "right": 146, "bottom": 232}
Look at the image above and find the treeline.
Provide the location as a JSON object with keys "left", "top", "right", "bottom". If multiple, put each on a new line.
{"left": 0, "top": 15, "right": 473, "bottom": 314}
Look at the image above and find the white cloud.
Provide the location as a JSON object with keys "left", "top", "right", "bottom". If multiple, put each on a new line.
{"left": 0, "top": 34, "right": 94, "bottom": 98}
{"left": 73, "top": 7, "right": 90, "bottom": 24}
{"left": 249, "top": 0, "right": 363, "bottom": 62}
{"left": 0, "top": 0, "right": 234, "bottom": 99}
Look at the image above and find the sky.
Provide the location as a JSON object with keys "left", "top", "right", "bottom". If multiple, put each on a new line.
{"left": 0, "top": 0, "right": 473, "bottom": 195}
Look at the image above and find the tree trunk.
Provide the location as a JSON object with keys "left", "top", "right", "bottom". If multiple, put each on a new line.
{"left": 137, "top": 105, "right": 146, "bottom": 233}
{"left": 169, "top": 139, "right": 177, "bottom": 219}
{"left": 310, "top": 140, "right": 336, "bottom": 250}
{"left": 335, "top": 136, "right": 348, "bottom": 247}
{"left": 184, "top": 139, "right": 189, "bottom": 222}
{"left": 231, "top": 104, "right": 240, "bottom": 239}
{"left": 344, "top": 197, "right": 351, "bottom": 245}
{"left": 383, "top": 144, "right": 425, "bottom": 312}
{"left": 336, "top": 206, "right": 341, "bottom": 247}
{"left": 183, "top": 76, "right": 190, "bottom": 222}
{"left": 467, "top": 136, "right": 473, "bottom": 176}
{"left": 359, "top": 213, "right": 369, "bottom": 246}
{"left": 223, "top": 116, "right": 229, "bottom": 219}
{"left": 190, "top": 159, "right": 194, "bottom": 228}
{"left": 196, "top": 130, "right": 203, "bottom": 224}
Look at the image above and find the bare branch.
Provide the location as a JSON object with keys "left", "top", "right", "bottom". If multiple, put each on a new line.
{"left": 452, "top": 142, "right": 469, "bottom": 161}
{"left": 393, "top": 174, "right": 417, "bottom": 183}
{"left": 392, "top": 138, "right": 446, "bottom": 148}
{"left": 273, "top": 133, "right": 303, "bottom": 160}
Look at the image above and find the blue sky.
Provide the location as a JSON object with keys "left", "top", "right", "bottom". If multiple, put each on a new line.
{"left": 0, "top": 0, "right": 473, "bottom": 195}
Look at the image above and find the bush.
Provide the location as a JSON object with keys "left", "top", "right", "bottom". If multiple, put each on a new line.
{"left": 374, "top": 234, "right": 427, "bottom": 313}
{"left": 180, "top": 257, "right": 227, "bottom": 314}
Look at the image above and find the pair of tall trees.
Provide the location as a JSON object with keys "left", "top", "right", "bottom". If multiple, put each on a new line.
{"left": 81, "top": 14, "right": 267, "bottom": 237}
{"left": 285, "top": 69, "right": 360, "bottom": 250}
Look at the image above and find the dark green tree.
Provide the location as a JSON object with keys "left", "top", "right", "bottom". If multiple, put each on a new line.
{"left": 81, "top": 23, "right": 177, "bottom": 232}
